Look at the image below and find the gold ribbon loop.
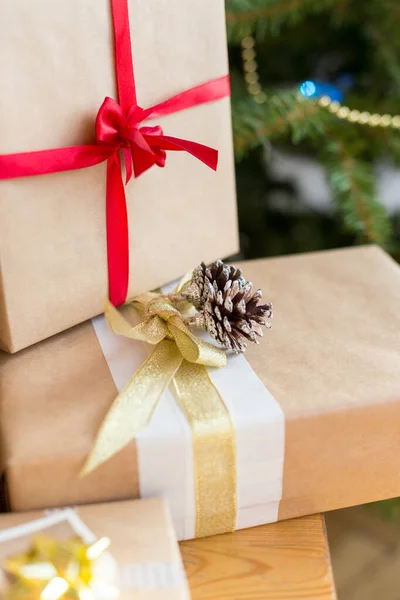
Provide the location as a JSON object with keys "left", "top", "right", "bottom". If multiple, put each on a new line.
{"left": 168, "top": 317, "right": 227, "bottom": 367}
{"left": 105, "top": 298, "right": 168, "bottom": 344}
{"left": 146, "top": 296, "right": 181, "bottom": 321}
{"left": 83, "top": 286, "right": 237, "bottom": 537}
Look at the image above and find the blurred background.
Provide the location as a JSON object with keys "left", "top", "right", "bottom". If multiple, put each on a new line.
{"left": 225, "top": 0, "right": 400, "bottom": 597}
{"left": 226, "top": 0, "right": 400, "bottom": 260}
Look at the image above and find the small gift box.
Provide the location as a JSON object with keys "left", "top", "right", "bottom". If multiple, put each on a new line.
{"left": 1, "top": 246, "right": 400, "bottom": 539}
{"left": 0, "top": 499, "right": 190, "bottom": 599}
{"left": 0, "top": 0, "right": 237, "bottom": 353}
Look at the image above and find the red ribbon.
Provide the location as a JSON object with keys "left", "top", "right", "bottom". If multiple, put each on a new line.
{"left": 0, "top": 0, "right": 230, "bottom": 306}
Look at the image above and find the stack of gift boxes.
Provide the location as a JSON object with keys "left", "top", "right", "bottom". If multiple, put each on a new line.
{"left": 1, "top": 0, "right": 400, "bottom": 596}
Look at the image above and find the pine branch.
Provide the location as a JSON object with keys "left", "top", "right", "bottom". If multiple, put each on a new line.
{"left": 232, "top": 92, "right": 329, "bottom": 159}
{"left": 387, "top": 135, "right": 400, "bottom": 166}
{"left": 227, "top": 0, "right": 398, "bottom": 253}
{"left": 322, "top": 142, "right": 392, "bottom": 247}
{"left": 226, "top": 0, "right": 344, "bottom": 42}
{"left": 232, "top": 79, "right": 400, "bottom": 162}
{"left": 364, "top": 25, "right": 400, "bottom": 94}
{"left": 226, "top": 0, "right": 315, "bottom": 24}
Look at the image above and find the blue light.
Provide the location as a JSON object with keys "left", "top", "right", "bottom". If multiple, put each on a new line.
{"left": 300, "top": 80, "right": 316, "bottom": 97}
{"left": 299, "top": 80, "right": 344, "bottom": 103}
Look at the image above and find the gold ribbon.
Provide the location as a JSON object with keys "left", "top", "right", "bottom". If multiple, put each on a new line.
{"left": 3, "top": 534, "right": 112, "bottom": 599}
{"left": 82, "top": 292, "right": 237, "bottom": 538}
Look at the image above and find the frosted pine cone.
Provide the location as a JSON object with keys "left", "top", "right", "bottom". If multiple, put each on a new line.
{"left": 185, "top": 260, "right": 273, "bottom": 354}
{"left": 182, "top": 260, "right": 245, "bottom": 308}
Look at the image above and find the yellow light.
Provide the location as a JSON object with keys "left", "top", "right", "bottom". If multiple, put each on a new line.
{"left": 368, "top": 113, "right": 381, "bottom": 126}
{"left": 254, "top": 92, "right": 267, "bottom": 104}
{"left": 242, "top": 48, "right": 255, "bottom": 61}
{"left": 391, "top": 116, "right": 400, "bottom": 128}
{"left": 328, "top": 101, "right": 340, "bottom": 113}
{"left": 337, "top": 106, "right": 350, "bottom": 119}
{"left": 380, "top": 114, "right": 392, "bottom": 127}
{"left": 348, "top": 110, "right": 360, "bottom": 122}
{"left": 41, "top": 577, "right": 69, "bottom": 600}
{"left": 245, "top": 72, "right": 259, "bottom": 84}
{"left": 358, "top": 112, "right": 371, "bottom": 124}
{"left": 318, "top": 96, "right": 331, "bottom": 108}
{"left": 86, "top": 537, "right": 111, "bottom": 561}
{"left": 241, "top": 36, "right": 255, "bottom": 49}
{"left": 243, "top": 60, "right": 257, "bottom": 73}
{"left": 248, "top": 82, "right": 261, "bottom": 95}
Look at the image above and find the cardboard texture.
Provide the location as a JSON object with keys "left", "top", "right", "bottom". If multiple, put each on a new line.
{"left": 0, "top": 0, "right": 238, "bottom": 353}
{"left": 1, "top": 246, "right": 400, "bottom": 528}
{"left": 0, "top": 499, "right": 190, "bottom": 600}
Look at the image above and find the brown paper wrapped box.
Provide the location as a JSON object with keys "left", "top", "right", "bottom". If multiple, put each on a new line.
{"left": 1, "top": 246, "right": 400, "bottom": 539}
{"left": 0, "top": 498, "right": 190, "bottom": 599}
{"left": 0, "top": 0, "right": 238, "bottom": 353}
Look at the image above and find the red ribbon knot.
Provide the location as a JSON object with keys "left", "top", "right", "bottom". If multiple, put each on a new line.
{"left": 96, "top": 97, "right": 169, "bottom": 182}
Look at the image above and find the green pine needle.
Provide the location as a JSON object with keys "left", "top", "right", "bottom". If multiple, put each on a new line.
{"left": 322, "top": 143, "right": 392, "bottom": 246}
{"left": 226, "top": 0, "right": 341, "bottom": 42}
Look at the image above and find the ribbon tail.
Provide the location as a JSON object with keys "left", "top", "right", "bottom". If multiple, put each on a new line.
{"left": 81, "top": 340, "right": 183, "bottom": 476}
{"left": 172, "top": 360, "right": 236, "bottom": 537}
{"left": 146, "top": 134, "right": 218, "bottom": 170}
{"left": 131, "top": 139, "right": 160, "bottom": 178}
{"left": 106, "top": 153, "right": 129, "bottom": 306}
{"left": 123, "top": 147, "right": 133, "bottom": 184}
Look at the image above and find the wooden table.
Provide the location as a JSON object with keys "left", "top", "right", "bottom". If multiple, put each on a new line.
{"left": 181, "top": 514, "right": 336, "bottom": 600}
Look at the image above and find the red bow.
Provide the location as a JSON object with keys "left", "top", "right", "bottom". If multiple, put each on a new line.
{"left": 0, "top": 0, "right": 230, "bottom": 306}
{"left": 95, "top": 96, "right": 219, "bottom": 181}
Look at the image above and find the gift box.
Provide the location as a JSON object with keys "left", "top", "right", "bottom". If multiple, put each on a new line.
{"left": 0, "top": 498, "right": 190, "bottom": 599}
{"left": 1, "top": 245, "right": 400, "bottom": 540}
{"left": 0, "top": 0, "right": 238, "bottom": 353}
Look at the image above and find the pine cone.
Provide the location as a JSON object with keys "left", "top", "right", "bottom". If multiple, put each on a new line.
{"left": 182, "top": 260, "right": 245, "bottom": 308}
{"left": 186, "top": 260, "right": 273, "bottom": 354}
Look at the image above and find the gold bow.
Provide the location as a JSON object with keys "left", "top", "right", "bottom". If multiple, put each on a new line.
{"left": 82, "top": 290, "right": 237, "bottom": 538}
{"left": 3, "top": 535, "right": 112, "bottom": 600}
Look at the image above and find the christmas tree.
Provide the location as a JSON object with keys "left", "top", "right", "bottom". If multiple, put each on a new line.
{"left": 226, "top": 0, "right": 400, "bottom": 261}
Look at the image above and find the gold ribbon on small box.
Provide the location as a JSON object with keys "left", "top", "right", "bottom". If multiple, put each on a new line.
{"left": 82, "top": 280, "right": 237, "bottom": 538}
{"left": 3, "top": 535, "right": 115, "bottom": 600}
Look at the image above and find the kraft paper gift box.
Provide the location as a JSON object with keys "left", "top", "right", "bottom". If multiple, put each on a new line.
{"left": 0, "top": 0, "right": 238, "bottom": 354}
{"left": 0, "top": 499, "right": 190, "bottom": 599}
{"left": 2, "top": 245, "right": 400, "bottom": 540}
